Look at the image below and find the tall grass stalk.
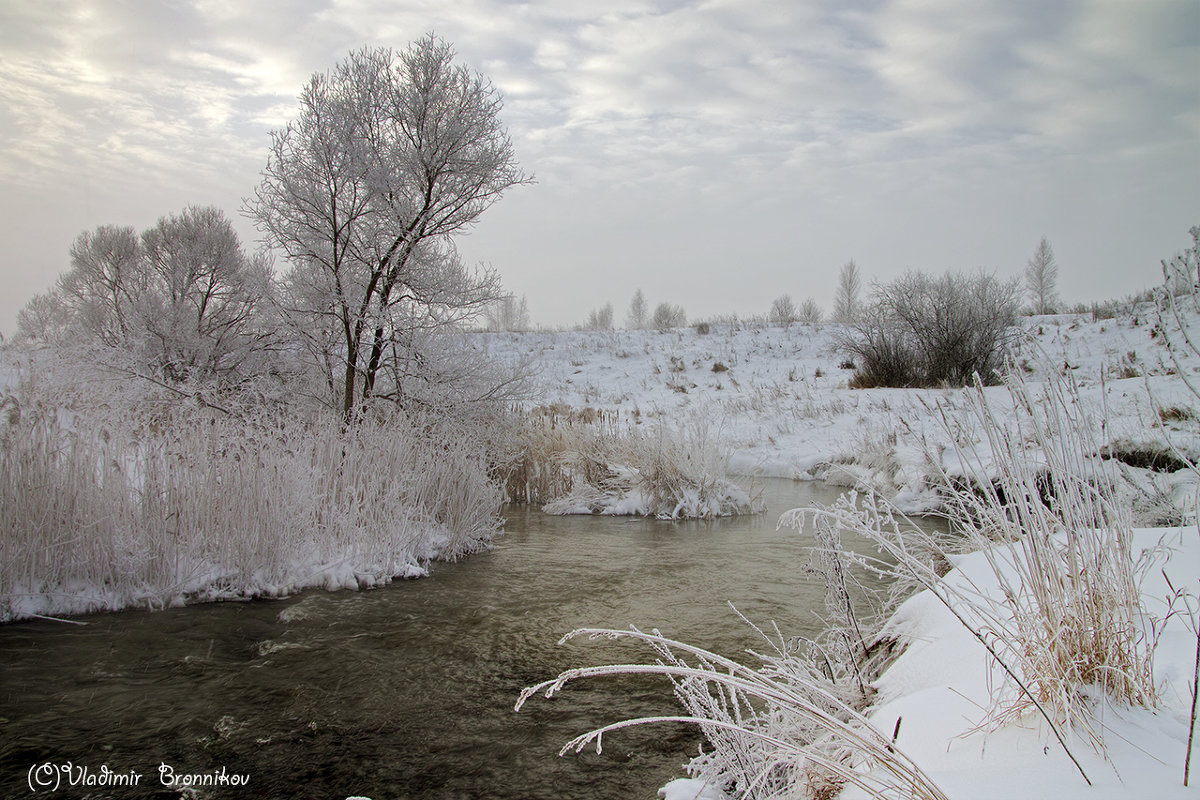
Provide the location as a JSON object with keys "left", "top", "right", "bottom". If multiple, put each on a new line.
{"left": 786, "top": 366, "right": 1159, "bottom": 783}
{"left": 516, "top": 626, "right": 949, "bottom": 800}
{"left": 1154, "top": 259, "right": 1200, "bottom": 785}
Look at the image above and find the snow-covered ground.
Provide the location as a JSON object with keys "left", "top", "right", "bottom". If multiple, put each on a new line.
{"left": 480, "top": 308, "right": 1199, "bottom": 799}
{"left": 856, "top": 524, "right": 1199, "bottom": 800}
{"left": 476, "top": 309, "right": 1198, "bottom": 515}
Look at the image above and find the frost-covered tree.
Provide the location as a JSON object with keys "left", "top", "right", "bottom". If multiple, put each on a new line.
{"left": 626, "top": 288, "right": 648, "bottom": 330}
{"left": 20, "top": 209, "right": 272, "bottom": 383}
{"left": 833, "top": 260, "right": 862, "bottom": 323}
{"left": 798, "top": 297, "right": 823, "bottom": 324}
{"left": 652, "top": 302, "right": 687, "bottom": 331}
{"left": 247, "top": 36, "right": 529, "bottom": 421}
{"left": 768, "top": 294, "right": 797, "bottom": 327}
{"left": 56, "top": 224, "right": 144, "bottom": 347}
{"left": 486, "top": 294, "right": 530, "bottom": 331}
{"left": 1024, "top": 236, "right": 1059, "bottom": 314}
{"left": 585, "top": 303, "right": 614, "bottom": 331}
{"left": 15, "top": 291, "right": 72, "bottom": 345}
{"left": 139, "top": 206, "right": 275, "bottom": 382}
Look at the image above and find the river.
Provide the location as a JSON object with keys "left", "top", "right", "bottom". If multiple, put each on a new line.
{"left": 0, "top": 479, "right": 914, "bottom": 799}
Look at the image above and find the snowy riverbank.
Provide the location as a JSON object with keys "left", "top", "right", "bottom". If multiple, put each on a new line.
{"left": 477, "top": 307, "right": 1198, "bottom": 517}
{"left": 487, "top": 307, "right": 1198, "bottom": 799}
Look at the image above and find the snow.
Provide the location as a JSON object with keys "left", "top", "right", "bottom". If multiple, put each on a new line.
{"left": 473, "top": 310, "right": 1199, "bottom": 518}
{"left": 658, "top": 778, "right": 728, "bottom": 800}
{"left": 855, "top": 526, "right": 1199, "bottom": 800}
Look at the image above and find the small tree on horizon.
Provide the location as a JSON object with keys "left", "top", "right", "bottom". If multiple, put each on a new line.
{"left": 1025, "top": 236, "right": 1060, "bottom": 314}
{"left": 799, "top": 297, "right": 823, "bottom": 324}
{"left": 585, "top": 303, "right": 614, "bottom": 331}
{"left": 652, "top": 302, "right": 686, "bottom": 331}
{"left": 768, "top": 294, "right": 797, "bottom": 327}
{"left": 626, "top": 289, "right": 648, "bottom": 330}
{"left": 833, "top": 260, "right": 862, "bottom": 323}
{"left": 486, "top": 294, "right": 530, "bottom": 331}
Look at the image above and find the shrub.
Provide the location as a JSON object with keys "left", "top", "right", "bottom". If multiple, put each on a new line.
{"left": 843, "top": 309, "right": 921, "bottom": 388}
{"left": 653, "top": 302, "right": 688, "bottom": 331}
{"left": 839, "top": 270, "right": 1019, "bottom": 387}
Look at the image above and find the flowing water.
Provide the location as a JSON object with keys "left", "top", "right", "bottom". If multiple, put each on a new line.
{"left": 0, "top": 479, "right": 923, "bottom": 799}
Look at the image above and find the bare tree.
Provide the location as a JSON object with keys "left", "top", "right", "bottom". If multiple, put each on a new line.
{"left": 626, "top": 288, "right": 648, "bottom": 330}
{"left": 20, "top": 210, "right": 273, "bottom": 384}
{"left": 139, "top": 206, "right": 274, "bottom": 381}
{"left": 799, "top": 297, "right": 823, "bottom": 324}
{"left": 768, "top": 294, "right": 797, "bottom": 328}
{"left": 833, "top": 260, "right": 862, "bottom": 323}
{"left": 56, "top": 224, "right": 144, "bottom": 347}
{"left": 247, "top": 36, "right": 529, "bottom": 421}
{"left": 1025, "top": 236, "right": 1060, "bottom": 314}
{"left": 15, "top": 291, "right": 72, "bottom": 345}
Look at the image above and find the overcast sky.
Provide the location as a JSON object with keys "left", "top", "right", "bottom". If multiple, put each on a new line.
{"left": 1, "top": 0, "right": 1196, "bottom": 334}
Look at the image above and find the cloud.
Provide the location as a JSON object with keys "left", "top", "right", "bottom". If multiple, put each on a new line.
{"left": 0, "top": 0, "right": 1195, "bottom": 333}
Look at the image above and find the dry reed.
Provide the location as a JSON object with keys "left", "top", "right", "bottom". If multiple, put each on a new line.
{"left": 0, "top": 388, "right": 501, "bottom": 621}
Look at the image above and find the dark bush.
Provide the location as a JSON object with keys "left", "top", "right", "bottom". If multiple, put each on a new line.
{"left": 839, "top": 269, "right": 1020, "bottom": 388}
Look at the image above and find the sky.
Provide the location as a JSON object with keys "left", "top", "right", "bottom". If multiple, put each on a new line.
{"left": 0, "top": 0, "right": 1197, "bottom": 334}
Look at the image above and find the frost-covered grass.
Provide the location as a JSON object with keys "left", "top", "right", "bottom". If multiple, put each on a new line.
{"left": 501, "top": 404, "right": 761, "bottom": 519}
{"left": 0, "top": 384, "right": 500, "bottom": 622}
{"left": 516, "top": 624, "right": 950, "bottom": 800}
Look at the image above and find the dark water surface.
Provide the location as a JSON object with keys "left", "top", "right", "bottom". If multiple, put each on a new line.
{"left": 1, "top": 479, "right": 891, "bottom": 799}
